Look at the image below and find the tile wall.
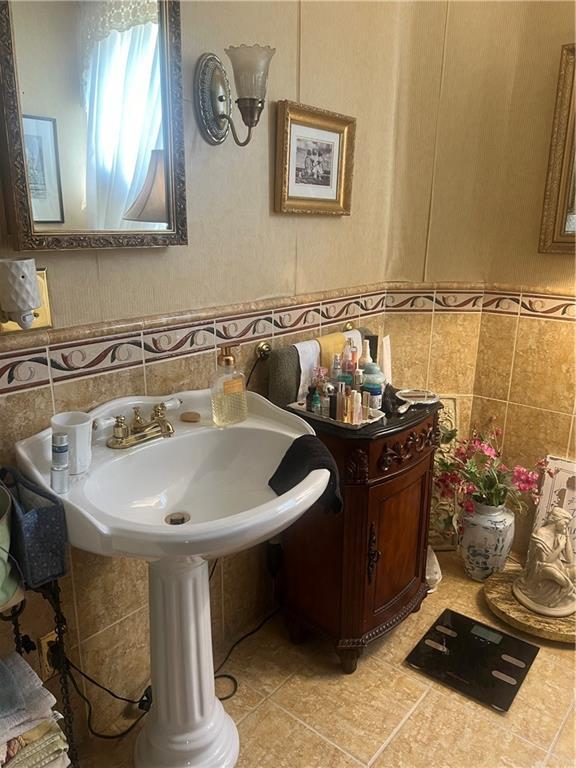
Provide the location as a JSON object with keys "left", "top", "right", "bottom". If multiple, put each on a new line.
{"left": 0, "top": 281, "right": 574, "bottom": 739}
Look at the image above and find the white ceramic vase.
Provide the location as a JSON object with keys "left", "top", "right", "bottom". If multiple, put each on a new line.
{"left": 460, "top": 501, "right": 515, "bottom": 581}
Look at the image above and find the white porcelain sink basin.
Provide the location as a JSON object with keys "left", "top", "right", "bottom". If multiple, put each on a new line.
{"left": 16, "top": 390, "right": 329, "bottom": 768}
{"left": 16, "top": 390, "right": 328, "bottom": 559}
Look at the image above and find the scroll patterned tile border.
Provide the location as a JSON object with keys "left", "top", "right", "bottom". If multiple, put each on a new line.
{"left": 0, "top": 287, "right": 573, "bottom": 396}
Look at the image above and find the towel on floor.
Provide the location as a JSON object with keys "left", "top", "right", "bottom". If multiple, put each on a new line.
{"left": 317, "top": 332, "right": 346, "bottom": 369}
{"left": 268, "top": 435, "right": 342, "bottom": 513}
{"left": 0, "top": 655, "right": 56, "bottom": 743}
{"left": 7, "top": 721, "right": 68, "bottom": 768}
{"left": 0, "top": 659, "right": 25, "bottom": 724}
{"left": 294, "top": 340, "right": 320, "bottom": 401}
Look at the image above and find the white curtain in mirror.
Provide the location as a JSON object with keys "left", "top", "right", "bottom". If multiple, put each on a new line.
{"left": 85, "top": 19, "right": 165, "bottom": 230}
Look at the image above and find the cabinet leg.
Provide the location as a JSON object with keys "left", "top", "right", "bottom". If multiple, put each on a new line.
{"left": 336, "top": 647, "right": 363, "bottom": 674}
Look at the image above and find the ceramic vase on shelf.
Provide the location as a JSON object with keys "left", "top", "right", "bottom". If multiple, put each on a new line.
{"left": 460, "top": 501, "right": 515, "bottom": 581}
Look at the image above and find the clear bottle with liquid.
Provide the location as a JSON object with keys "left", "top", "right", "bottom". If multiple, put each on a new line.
{"left": 211, "top": 346, "right": 248, "bottom": 427}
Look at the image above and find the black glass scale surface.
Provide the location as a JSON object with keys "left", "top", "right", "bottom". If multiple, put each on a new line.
{"left": 405, "top": 609, "right": 539, "bottom": 711}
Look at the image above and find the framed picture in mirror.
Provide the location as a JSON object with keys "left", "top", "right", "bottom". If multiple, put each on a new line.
{"left": 275, "top": 101, "right": 356, "bottom": 215}
{"left": 22, "top": 115, "right": 64, "bottom": 224}
{"left": 539, "top": 44, "right": 575, "bottom": 254}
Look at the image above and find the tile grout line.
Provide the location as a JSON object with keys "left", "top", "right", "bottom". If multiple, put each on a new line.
{"left": 366, "top": 687, "right": 432, "bottom": 767}
{"left": 425, "top": 291, "right": 436, "bottom": 391}
{"left": 270, "top": 700, "right": 367, "bottom": 767}
{"left": 502, "top": 293, "right": 522, "bottom": 451}
{"left": 140, "top": 330, "right": 147, "bottom": 396}
{"left": 545, "top": 699, "right": 574, "bottom": 760}
{"left": 469, "top": 288, "right": 485, "bottom": 405}
{"left": 77, "top": 602, "right": 148, "bottom": 647}
{"left": 45, "top": 343, "right": 56, "bottom": 416}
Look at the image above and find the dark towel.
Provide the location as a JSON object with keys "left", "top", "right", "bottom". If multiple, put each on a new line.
{"left": 268, "top": 435, "right": 342, "bottom": 513}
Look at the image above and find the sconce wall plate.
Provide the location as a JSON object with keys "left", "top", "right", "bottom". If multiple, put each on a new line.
{"left": 194, "top": 53, "right": 231, "bottom": 145}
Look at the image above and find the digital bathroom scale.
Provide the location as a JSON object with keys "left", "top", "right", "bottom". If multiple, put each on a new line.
{"left": 405, "top": 608, "right": 539, "bottom": 711}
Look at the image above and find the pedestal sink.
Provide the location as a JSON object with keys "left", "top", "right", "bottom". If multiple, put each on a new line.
{"left": 16, "top": 390, "right": 329, "bottom": 767}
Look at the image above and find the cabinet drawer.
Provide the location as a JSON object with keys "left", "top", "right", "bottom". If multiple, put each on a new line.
{"left": 321, "top": 412, "right": 439, "bottom": 485}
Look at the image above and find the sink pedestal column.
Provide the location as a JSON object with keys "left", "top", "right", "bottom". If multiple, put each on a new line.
{"left": 135, "top": 557, "right": 239, "bottom": 768}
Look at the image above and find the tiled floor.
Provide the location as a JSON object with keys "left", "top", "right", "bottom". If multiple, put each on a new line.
{"left": 78, "top": 553, "right": 575, "bottom": 767}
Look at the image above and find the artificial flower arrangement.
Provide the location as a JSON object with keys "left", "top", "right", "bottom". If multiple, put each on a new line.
{"left": 434, "top": 425, "right": 554, "bottom": 517}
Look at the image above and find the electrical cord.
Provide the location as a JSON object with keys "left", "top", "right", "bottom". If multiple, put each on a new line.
{"left": 209, "top": 558, "right": 219, "bottom": 581}
{"left": 215, "top": 609, "right": 278, "bottom": 675}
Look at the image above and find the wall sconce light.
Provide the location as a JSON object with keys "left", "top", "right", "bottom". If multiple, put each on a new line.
{"left": 194, "top": 44, "right": 275, "bottom": 147}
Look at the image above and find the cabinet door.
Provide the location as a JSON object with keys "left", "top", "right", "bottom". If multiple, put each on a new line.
{"left": 364, "top": 458, "right": 432, "bottom": 629}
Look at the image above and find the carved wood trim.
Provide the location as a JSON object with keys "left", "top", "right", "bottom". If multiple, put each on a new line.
{"left": 336, "top": 582, "right": 429, "bottom": 649}
{"left": 345, "top": 447, "right": 369, "bottom": 483}
{"left": 366, "top": 522, "right": 381, "bottom": 584}
{"left": 378, "top": 423, "right": 439, "bottom": 473}
{"left": 0, "top": 0, "right": 187, "bottom": 250}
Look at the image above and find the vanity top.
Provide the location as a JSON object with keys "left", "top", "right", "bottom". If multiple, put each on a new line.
{"left": 286, "top": 401, "right": 442, "bottom": 441}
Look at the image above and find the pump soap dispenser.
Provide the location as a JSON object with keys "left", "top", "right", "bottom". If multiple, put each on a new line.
{"left": 211, "top": 346, "right": 248, "bottom": 427}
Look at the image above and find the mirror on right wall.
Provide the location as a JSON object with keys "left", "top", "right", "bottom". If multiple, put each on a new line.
{"left": 539, "top": 44, "right": 575, "bottom": 254}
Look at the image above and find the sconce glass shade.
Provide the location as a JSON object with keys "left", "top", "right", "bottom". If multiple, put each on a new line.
{"left": 224, "top": 44, "right": 276, "bottom": 100}
{"left": 124, "top": 149, "right": 167, "bottom": 223}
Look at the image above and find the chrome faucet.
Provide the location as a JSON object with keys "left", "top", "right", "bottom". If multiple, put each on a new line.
{"left": 106, "top": 403, "right": 175, "bottom": 449}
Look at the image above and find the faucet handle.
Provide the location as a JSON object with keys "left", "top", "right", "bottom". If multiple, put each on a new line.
{"left": 161, "top": 397, "right": 182, "bottom": 411}
{"left": 112, "top": 415, "right": 129, "bottom": 439}
{"left": 132, "top": 406, "right": 145, "bottom": 428}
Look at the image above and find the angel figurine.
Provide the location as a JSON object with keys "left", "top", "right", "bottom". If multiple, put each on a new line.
{"left": 513, "top": 506, "right": 576, "bottom": 617}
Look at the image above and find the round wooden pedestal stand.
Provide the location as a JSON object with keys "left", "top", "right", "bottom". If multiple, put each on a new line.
{"left": 483, "top": 568, "right": 576, "bottom": 645}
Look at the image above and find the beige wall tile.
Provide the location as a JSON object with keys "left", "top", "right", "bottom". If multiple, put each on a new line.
{"left": 237, "top": 700, "right": 359, "bottom": 768}
{"left": 0, "top": 386, "right": 54, "bottom": 465}
{"left": 383, "top": 313, "right": 432, "bottom": 390}
{"left": 568, "top": 417, "right": 575, "bottom": 461}
{"left": 374, "top": 689, "right": 548, "bottom": 768}
{"left": 428, "top": 313, "right": 481, "bottom": 394}
{"left": 504, "top": 404, "right": 572, "bottom": 469}
{"left": 470, "top": 396, "right": 508, "bottom": 436}
{"left": 72, "top": 548, "right": 148, "bottom": 642}
{"left": 79, "top": 606, "right": 150, "bottom": 733}
{"left": 474, "top": 313, "right": 518, "bottom": 400}
{"left": 52, "top": 367, "right": 145, "bottom": 413}
{"left": 509, "top": 319, "right": 575, "bottom": 414}
{"left": 223, "top": 545, "right": 275, "bottom": 645}
{"left": 145, "top": 351, "right": 216, "bottom": 397}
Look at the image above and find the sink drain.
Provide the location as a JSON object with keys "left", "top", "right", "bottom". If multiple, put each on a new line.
{"left": 165, "top": 512, "right": 190, "bottom": 526}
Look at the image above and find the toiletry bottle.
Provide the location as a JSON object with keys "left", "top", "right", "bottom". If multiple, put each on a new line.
{"left": 336, "top": 381, "right": 346, "bottom": 422}
{"left": 51, "top": 432, "right": 69, "bottom": 494}
{"left": 362, "top": 391, "right": 371, "bottom": 420}
{"left": 312, "top": 389, "right": 322, "bottom": 415}
{"left": 340, "top": 341, "right": 354, "bottom": 385}
{"left": 353, "top": 391, "right": 363, "bottom": 424}
{"left": 321, "top": 396, "right": 330, "bottom": 418}
{"left": 353, "top": 367, "right": 363, "bottom": 390}
{"left": 344, "top": 386, "right": 353, "bottom": 424}
{"left": 358, "top": 340, "right": 373, "bottom": 369}
{"left": 331, "top": 353, "right": 342, "bottom": 384}
{"left": 211, "top": 346, "right": 248, "bottom": 427}
{"left": 361, "top": 362, "right": 385, "bottom": 410}
{"left": 306, "top": 385, "right": 316, "bottom": 412}
{"left": 349, "top": 338, "right": 358, "bottom": 369}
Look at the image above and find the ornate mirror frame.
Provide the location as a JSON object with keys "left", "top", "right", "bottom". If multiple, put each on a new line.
{"left": 0, "top": 0, "right": 187, "bottom": 250}
{"left": 539, "top": 44, "right": 575, "bottom": 255}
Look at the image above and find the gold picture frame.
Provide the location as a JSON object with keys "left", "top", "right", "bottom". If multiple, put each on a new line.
{"left": 539, "top": 44, "right": 575, "bottom": 254}
{"left": 274, "top": 101, "right": 356, "bottom": 215}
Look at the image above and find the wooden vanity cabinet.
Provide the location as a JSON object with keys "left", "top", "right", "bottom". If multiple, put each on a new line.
{"left": 278, "top": 405, "right": 441, "bottom": 673}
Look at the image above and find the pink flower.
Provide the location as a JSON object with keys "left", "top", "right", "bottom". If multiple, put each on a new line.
{"left": 479, "top": 442, "right": 498, "bottom": 458}
{"left": 462, "top": 499, "right": 474, "bottom": 514}
{"left": 512, "top": 466, "right": 539, "bottom": 493}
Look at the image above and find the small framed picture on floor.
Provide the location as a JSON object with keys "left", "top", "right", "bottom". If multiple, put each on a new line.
{"left": 274, "top": 101, "right": 356, "bottom": 215}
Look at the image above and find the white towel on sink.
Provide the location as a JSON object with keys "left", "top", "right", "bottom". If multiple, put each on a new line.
{"left": 294, "top": 340, "right": 320, "bottom": 401}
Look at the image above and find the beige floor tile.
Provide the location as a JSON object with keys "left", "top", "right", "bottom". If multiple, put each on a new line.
{"left": 79, "top": 728, "right": 139, "bottom": 768}
{"left": 546, "top": 754, "right": 575, "bottom": 768}
{"left": 237, "top": 700, "right": 362, "bottom": 767}
{"left": 374, "top": 689, "right": 548, "bottom": 768}
{"left": 271, "top": 653, "right": 428, "bottom": 763}
{"left": 216, "top": 677, "right": 265, "bottom": 724}
{"left": 552, "top": 706, "right": 576, "bottom": 764}
{"left": 220, "top": 617, "right": 323, "bottom": 697}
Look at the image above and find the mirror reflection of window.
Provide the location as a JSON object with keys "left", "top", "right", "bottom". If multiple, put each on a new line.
{"left": 566, "top": 165, "right": 575, "bottom": 235}
{"left": 82, "top": 0, "right": 167, "bottom": 230}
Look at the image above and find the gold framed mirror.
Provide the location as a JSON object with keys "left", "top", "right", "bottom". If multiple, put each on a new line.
{"left": 0, "top": 0, "right": 187, "bottom": 250}
{"left": 539, "top": 44, "right": 575, "bottom": 255}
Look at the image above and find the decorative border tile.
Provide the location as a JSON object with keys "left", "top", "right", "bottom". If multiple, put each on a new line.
{"left": 1, "top": 287, "right": 573, "bottom": 397}
{"left": 272, "top": 304, "right": 321, "bottom": 336}
{"left": 519, "top": 293, "right": 576, "bottom": 322}
{"left": 434, "top": 291, "right": 483, "bottom": 312}
{"left": 386, "top": 291, "right": 435, "bottom": 313}
{"left": 49, "top": 333, "right": 144, "bottom": 383}
{"left": 359, "top": 291, "right": 386, "bottom": 317}
{"left": 215, "top": 311, "right": 274, "bottom": 344}
{"left": 143, "top": 321, "right": 215, "bottom": 363}
{"left": 320, "top": 296, "right": 363, "bottom": 327}
{"left": 482, "top": 292, "right": 521, "bottom": 316}
{"left": 0, "top": 346, "right": 50, "bottom": 394}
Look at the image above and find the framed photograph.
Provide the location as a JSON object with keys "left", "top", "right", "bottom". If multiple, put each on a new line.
{"left": 275, "top": 101, "right": 356, "bottom": 215}
{"left": 22, "top": 115, "right": 64, "bottom": 224}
